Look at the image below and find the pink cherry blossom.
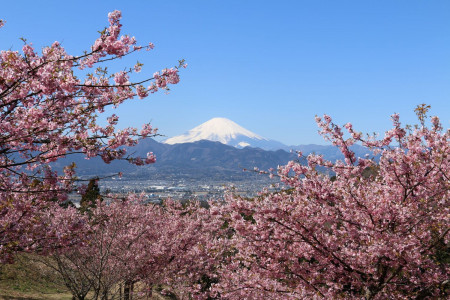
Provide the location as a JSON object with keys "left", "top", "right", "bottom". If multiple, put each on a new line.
{"left": 0, "top": 10, "right": 182, "bottom": 261}
{"left": 214, "top": 110, "right": 449, "bottom": 299}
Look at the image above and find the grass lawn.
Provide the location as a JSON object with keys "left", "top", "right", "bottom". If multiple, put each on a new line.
{"left": 0, "top": 254, "right": 72, "bottom": 300}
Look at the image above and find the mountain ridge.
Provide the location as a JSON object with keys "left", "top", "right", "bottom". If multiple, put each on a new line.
{"left": 52, "top": 137, "right": 373, "bottom": 182}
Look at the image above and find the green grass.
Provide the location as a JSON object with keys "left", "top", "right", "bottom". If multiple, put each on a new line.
{"left": 0, "top": 254, "right": 182, "bottom": 299}
{"left": 0, "top": 254, "right": 72, "bottom": 299}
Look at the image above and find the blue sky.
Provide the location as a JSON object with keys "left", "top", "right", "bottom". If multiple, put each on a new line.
{"left": 1, "top": 1, "right": 449, "bottom": 145}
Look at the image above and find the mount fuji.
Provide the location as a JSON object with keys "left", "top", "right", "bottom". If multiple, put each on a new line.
{"left": 51, "top": 118, "right": 374, "bottom": 180}
{"left": 163, "top": 117, "right": 286, "bottom": 150}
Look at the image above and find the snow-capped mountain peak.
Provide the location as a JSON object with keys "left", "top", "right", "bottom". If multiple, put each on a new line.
{"left": 164, "top": 117, "right": 266, "bottom": 145}
{"left": 163, "top": 117, "right": 287, "bottom": 150}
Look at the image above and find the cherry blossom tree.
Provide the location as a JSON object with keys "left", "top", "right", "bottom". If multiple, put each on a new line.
{"left": 214, "top": 107, "right": 449, "bottom": 299}
{"left": 0, "top": 10, "right": 183, "bottom": 261}
{"left": 38, "top": 196, "right": 227, "bottom": 300}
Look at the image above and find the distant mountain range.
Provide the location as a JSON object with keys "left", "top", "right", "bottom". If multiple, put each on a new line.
{"left": 53, "top": 118, "right": 373, "bottom": 181}
{"left": 53, "top": 139, "right": 301, "bottom": 180}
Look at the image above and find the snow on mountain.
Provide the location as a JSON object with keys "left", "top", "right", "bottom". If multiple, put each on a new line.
{"left": 163, "top": 117, "right": 286, "bottom": 150}
{"left": 164, "top": 117, "right": 266, "bottom": 144}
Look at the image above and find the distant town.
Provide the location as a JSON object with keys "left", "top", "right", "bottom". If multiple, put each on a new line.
{"left": 67, "top": 176, "right": 281, "bottom": 206}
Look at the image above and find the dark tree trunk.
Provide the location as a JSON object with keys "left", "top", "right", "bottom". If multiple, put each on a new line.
{"left": 124, "top": 280, "right": 134, "bottom": 300}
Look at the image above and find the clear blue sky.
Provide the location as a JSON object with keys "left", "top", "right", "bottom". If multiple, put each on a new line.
{"left": 1, "top": 1, "right": 449, "bottom": 145}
